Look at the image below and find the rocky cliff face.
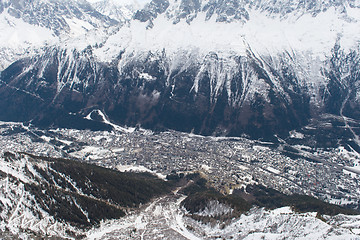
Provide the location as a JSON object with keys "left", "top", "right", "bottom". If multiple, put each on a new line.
{"left": 0, "top": 0, "right": 118, "bottom": 35}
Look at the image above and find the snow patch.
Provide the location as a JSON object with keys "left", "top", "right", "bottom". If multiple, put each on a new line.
{"left": 267, "top": 166, "right": 281, "bottom": 175}
{"left": 289, "top": 130, "right": 305, "bottom": 139}
{"left": 116, "top": 164, "right": 166, "bottom": 180}
{"left": 139, "top": 72, "right": 156, "bottom": 81}
{"left": 196, "top": 200, "right": 234, "bottom": 218}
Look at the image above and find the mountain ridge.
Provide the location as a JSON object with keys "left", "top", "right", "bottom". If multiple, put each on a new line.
{"left": 0, "top": 0, "right": 359, "bottom": 139}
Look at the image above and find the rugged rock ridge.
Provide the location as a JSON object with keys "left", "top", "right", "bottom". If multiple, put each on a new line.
{"left": 0, "top": 0, "right": 128, "bottom": 70}
{"left": 0, "top": 0, "right": 118, "bottom": 35}
{"left": 135, "top": 0, "right": 360, "bottom": 25}
{"left": 93, "top": 0, "right": 140, "bottom": 22}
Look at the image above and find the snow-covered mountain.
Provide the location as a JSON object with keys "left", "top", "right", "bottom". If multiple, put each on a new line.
{"left": 2, "top": 1, "right": 360, "bottom": 238}
{"left": 0, "top": 0, "right": 118, "bottom": 35}
{"left": 92, "top": 0, "right": 141, "bottom": 22}
{"left": 0, "top": 0, "right": 127, "bottom": 70}
{"left": 0, "top": 0, "right": 359, "bottom": 139}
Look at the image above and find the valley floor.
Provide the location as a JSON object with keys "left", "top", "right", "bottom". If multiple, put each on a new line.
{"left": 0, "top": 121, "right": 360, "bottom": 239}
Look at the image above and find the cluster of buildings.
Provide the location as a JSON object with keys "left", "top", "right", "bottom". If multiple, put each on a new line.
{"left": 0, "top": 121, "right": 359, "bottom": 208}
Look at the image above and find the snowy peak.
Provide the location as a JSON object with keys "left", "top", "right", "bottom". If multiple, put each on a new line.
{"left": 202, "top": 0, "right": 249, "bottom": 22}
{"left": 92, "top": 0, "right": 140, "bottom": 22}
{"left": 1, "top": 0, "right": 118, "bottom": 36}
{"left": 0, "top": 0, "right": 128, "bottom": 70}
{"left": 134, "top": 0, "right": 170, "bottom": 23}
{"left": 135, "top": 0, "right": 360, "bottom": 25}
{"left": 250, "top": 0, "right": 348, "bottom": 17}
{"left": 0, "top": 9, "right": 58, "bottom": 70}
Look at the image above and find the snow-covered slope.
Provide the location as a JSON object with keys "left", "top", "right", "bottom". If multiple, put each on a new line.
{"left": 187, "top": 206, "right": 360, "bottom": 240}
{"left": 0, "top": 0, "right": 118, "bottom": 35}
{"left": 0, "top": 192, "right": 77, "bottom": 239}
{"left": 0, "top": 153, "right": 84, "bottom": 238}
{"left": 87, "top": 194, "right": 360, "bottom": 240}
{"left": 0, "top": 151, "right": 171, "bottom": 238}
{"left": 0, "top": 11, "right": 57, "bottom": 70}
{"left": 112, "top": 0, "right": 360, "bottom": 81}
{"left": 0, "top": 0, "right": 130, "bottom": 70}
{"left": 93, "top": 1, "right": 360, "bottom": 108}
{"left": 98, "top": 0, "right": 360, "bottom": 72}
{"left": 92, "top": 0, "right": 141, "bottom": 22}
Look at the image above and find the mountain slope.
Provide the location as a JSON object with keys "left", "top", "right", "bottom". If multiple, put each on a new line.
{"left": 0, "top": 152, "right": 172, "bottom": 237}
{"left": 0, "top": 0, "right": 118, "bottom": 35}
{"left": 0, "top": 0, "right": 128, "bottom": 70}
{"left": 92, "top": 0, "right": 140, "bottom": 22}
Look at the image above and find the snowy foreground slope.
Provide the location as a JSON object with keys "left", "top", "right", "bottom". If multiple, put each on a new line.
{"left": 87, "top": 195, "right": 360, "bottom": 240}
{"left": 0, "top": 151, "right": 171, "bottom": 238}
{"left": 0, "top": 151, "right": 360, "bottom": 240}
